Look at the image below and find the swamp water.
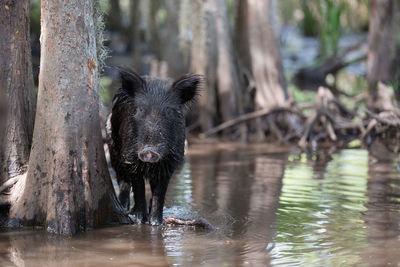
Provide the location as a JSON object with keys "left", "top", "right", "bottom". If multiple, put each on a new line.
{"left": 0, "top": 143, "right": 399, "bottom": 266}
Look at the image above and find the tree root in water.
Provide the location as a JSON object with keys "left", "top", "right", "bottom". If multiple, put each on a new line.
{"left": 204, "top": 86, "right": 400, "bottom": 154}
{"left": 163, "top": 216, "right": 217, "bottom": 231}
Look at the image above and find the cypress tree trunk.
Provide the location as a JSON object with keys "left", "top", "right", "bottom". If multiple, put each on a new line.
{"left": 367, "top": 0, "right": 398, "bottom": 109}
{"left": 181, "top": 0, "right": 245, "bottom": 135}
{"left": 239, "top": 0, "right": 288, "bottom": 108}
{"left": 131, "top": 0, "right": 162, "bottom": 72}
{"left": 236, "top": 0, "right": 288, "bottom": 137}
{"left": 0, "top": 0, "right": 36, "bottom": 184}
{"left": 9, "top": 0, "right": 128, "bottom": 235}
{"left": 214, "top": 0, "right": 245, "bottom": 128}
{"left": 162, "top": 0, "right": 186, "bottom": 79}
{"left": 181, "top": 0, "right": 218, "bottom": 131}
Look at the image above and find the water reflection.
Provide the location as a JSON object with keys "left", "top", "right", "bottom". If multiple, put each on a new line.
{"left": 0, "top": 144, "right": 399, "bottom": 266}
{"left": 361, "top": 156, "right": 400, "bottom": 266}
{"left": 168, "top": 144, "right": 288, "bottom": 266}
{"left": 272, "top": 150, "right": 370, "bottom": 266}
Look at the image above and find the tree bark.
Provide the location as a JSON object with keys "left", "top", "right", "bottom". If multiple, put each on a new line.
{"left": 182, "top": 0, "right": 245, "bottom": 135}
{"left": 213, "top": 0, "right": 245, "bottom": 127}
{"left": 9, "top": 0, "right": 128, "bottom": 235}
{"left": 181, "top": 0, "right": 218, "bottom": 132}
{"left": 367, "top": 0, "right": 398, "bottom": 108}
{"left": 131, "top": 0, "right": 162, "bottom": 73}
{"left": 361, "top": 159, "right": 400, "bottom": 265}
{"left": 0, "top": 0, "right": 36, "bottom": 184}
{"left": 236, "top": 0, "right": 288, "bottom": 137}
{"left": 235, "top": 0, "right": 251, "bottom": 76}
{"left": 162, "top": 0, "right": 186, "bottom": 79}
{"left": 241, "top": 0, "right": 287, "bottom": 108}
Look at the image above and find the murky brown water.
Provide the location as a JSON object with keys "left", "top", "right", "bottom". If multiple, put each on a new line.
{"left": 1, "top": 143, "right": 399, "bottom": 266}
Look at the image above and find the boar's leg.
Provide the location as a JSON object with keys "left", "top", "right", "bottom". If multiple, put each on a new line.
{"left": 149, "top": 177, "right": 170, "bottom": 226}
{"left": 131, "top": 176, "right": 148, "bottom": 224}
{"left": 117, "top": 179, "right": 131, "bottom": 211}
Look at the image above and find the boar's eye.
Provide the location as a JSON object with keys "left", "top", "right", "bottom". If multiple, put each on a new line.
{"left": 164, "top": 107, "right": 176, "bottom": 117}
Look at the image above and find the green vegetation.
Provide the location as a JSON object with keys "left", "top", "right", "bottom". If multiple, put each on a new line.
{"left": 318, "top": 0, "right": 345, "bottom": 58}
{"left": 100, "top": 76, "right": 113, "bottom": 105}
{"left": 30, "top": 0, "right": 40, "bottom": 40}
{"left": 289, "top": 84, "right": 316, "bottom": 104}
{"left": 301, "top": 0, "right": 319, "bottom": 37}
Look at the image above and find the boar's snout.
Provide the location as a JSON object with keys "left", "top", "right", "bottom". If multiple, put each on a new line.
{"left": 138, "top": 146, "right": 161, "bottom": 163}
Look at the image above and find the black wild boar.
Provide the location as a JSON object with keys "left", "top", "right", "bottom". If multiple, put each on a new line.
{"left": 108, "top": 68, "right": 202, "bottom": 225}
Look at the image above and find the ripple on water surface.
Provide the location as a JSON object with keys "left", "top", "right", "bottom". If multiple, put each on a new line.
{"left": 1, "top": 146, "right": 400, "bottom": 266}
{"left": 271, "top": 149, "right": 399, "bottom": 266}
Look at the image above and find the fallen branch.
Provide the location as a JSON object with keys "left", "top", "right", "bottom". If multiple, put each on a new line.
{"left": 325, "top": 119, "right": 337, "bottom": 141}
{"left": 267, "top": 116, "right": 283, "bottom": 141}
{"left": 163, "top": 216, "right": 216, "bottom": 230}
{"left": 365, "top": 110, "right": 400, "bottom": 128}
{"left": 200, "top": 85, "right": 398, "bottom": 150}
{"left": 297, "top": 103, "right": 315, "bottom": 110}
{"left": 298, "top": 86, "right": 359, "bottom": 146}
{"left": 204, "top": 107, "right": 304, "bottom": 137}
{"left": 329, "top": 98, "right": 356, "bottom": 118}
{"left": 298, "top": 112, "right": 319, "bottom": 148}
{"left": 360, "top": 119, "right": 376, "bottom": 139}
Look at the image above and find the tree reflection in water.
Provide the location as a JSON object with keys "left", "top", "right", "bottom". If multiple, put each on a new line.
{"left": 1, "top": 144, "right": 399, "bottom": 266}
{"left": 361, "top": 156, "right": 400, "bottom": 266}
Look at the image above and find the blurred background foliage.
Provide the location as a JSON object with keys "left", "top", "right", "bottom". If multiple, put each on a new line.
{"left": 28, "top": 0, "right": 397, "bottom": 106}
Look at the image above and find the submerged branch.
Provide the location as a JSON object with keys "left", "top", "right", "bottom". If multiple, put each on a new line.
{"left": 202, "top": 86, "right": 399, "bottom": 151}
{"left": 163, "top": 216, "right": 216, "bottom": 230}
{"left": 204, "top": 107, "right": 304, "bottom": 137}
{"left": 365, "top": 110, "right": 400, "bottom": 128}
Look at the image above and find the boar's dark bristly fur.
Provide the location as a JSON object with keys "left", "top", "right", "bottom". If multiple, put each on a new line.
{"left": 109, "top": 68, "right": 202, "bottom": 225}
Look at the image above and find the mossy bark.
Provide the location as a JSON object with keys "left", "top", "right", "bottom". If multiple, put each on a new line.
{"left": 9, "top": 0, "right": 128, "bottom": 235}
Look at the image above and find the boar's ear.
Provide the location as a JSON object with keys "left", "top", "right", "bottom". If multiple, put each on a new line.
{"left": 119, "top": 68, "right": 145, "bottom": 96}
{"left": 172, "top": 74, "right": 203, "bottom": 104}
